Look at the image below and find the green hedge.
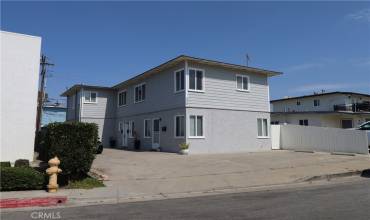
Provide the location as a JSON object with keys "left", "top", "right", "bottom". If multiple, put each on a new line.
{"left": 0, "top": 167, "right": 45, "bottom": 191}
{"left": 0, "top": 162, "right": 11, "bottom": 168}
{"left": 44, "top": 122, "right": 98, "bottom": 181}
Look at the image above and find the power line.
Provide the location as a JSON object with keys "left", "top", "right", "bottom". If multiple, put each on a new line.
{"left": 35, "top": 54, "right": 54, "bottom": 132}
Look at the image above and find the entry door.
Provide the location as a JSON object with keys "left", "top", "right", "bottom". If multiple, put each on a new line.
{"left": 152, "top": 118, "right": 160, "bottom": 149}
{"left": 123, "top": 122, "right": 129, "bottom": 146}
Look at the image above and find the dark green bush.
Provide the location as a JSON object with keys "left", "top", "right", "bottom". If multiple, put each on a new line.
{"left": 43, "top": 122, "right": 98, "bottom": 181}
{"left": 0, "top": 162, "right": 11, "bottom": 168}
{"left": 14, "top": 159, "right": 30, "bottom": 167}
{"left": 0, "top": 167, "right": 45, "bottom": 191}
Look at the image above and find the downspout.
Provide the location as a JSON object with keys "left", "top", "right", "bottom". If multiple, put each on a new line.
{"left": 184, "top": 60, "right": 189, "bottom": 146}
{"left": 80, "top": 87, "right": 84, "bottom": 122}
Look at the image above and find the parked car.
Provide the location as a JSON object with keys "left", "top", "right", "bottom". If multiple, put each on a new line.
{"left": 357, "top": 121, "right": 370, "bottom": 151}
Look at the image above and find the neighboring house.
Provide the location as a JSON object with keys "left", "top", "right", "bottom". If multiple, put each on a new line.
{"left": 1, "top": 31, "right": 41, "bottom": 162}
{"left": 271, "top": 92, "right": 370, "bottom": 129}
{"left": 41, "top": 104, "right": 67, "bottom": 127}
{"left": 61, "top": 55, "right": 281, "bottom": 154}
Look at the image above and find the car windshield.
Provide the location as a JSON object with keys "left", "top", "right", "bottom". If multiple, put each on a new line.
{"left": 359, "top": 122, "right": 370, "bottom": 130}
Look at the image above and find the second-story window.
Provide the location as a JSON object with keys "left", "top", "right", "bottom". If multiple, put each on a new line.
{"left": 134, "top": 83, "right": 146, "bottom": 103}
{"left": 236, "top": 75, "right": 250, "bottom": 91}
{"left": 84, "top": 91, "right": 97, "bottom": 103}
{"left": 174, "top": 69, "right": 185, "bottom": 92}
{"left": 189, "top": 68, "right": 204, "bottom": 91}
{"left": 118, "top": 90, "right": 127, "bottom": 107}
{"left": 314, "top": 99, "right": 320, "bottom": 107}
{"left": 296, "top": 100, "right": 301, "bottom": 106}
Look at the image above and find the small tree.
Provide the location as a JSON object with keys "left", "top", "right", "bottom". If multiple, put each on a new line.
{"left": 43, "top": 122, "right": 98, "bottom": 181}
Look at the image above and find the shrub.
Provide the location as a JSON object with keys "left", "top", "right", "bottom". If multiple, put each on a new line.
{"left": 43, "top": 122, "right": 98, "bottom": 181}
{"left": 179, "top": 142, "right": 189, "bottom": 150}
{"left": 0, "top": 167, "right": 45, "bottom": 191}
{"left": 0, "top": 162, "right": 11, "bottom": 168}
{"left": 14, "top": 159, "right": 30, "bottom": 167}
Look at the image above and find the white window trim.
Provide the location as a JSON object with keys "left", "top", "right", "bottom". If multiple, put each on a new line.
{"left": 235, "top": 74, "right": 250, "bottom": 92}
{"left": 144, "top": 119, "right": 152, "bottom": 138}
{"left": 128, "top": 120, "right": 134, "bottom": 138}
{"left": 134, "top": 83, "right": 146, "bottom": 104}
{"left": 188, "top": 115, "right": 205, "bottom": 139}
{"left": 188, "top": 68, "right": 205, "bottom": 93}
{"left": 313, "top": 99, "right": 320, "bottom": 107}
{"left": 84, "top": 91, "right": 98, "bottom": 104}
{"left": 117, "top": 90, "right": 127, "bottom": 107}
{"left": 174, "top": 68, "right": 185, "bottom": 93}
{"left": 257, "top": 118, "right": 270, "bottom": 139}
{"left": 174, "top": 115, "right": 185, "bottom": 138}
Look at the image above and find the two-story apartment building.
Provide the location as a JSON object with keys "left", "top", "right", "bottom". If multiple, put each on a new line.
{"left": 61, "top": 55, "right": 281, "bottom": 154}
{"left": 271, "top": 92, "right": 370, "bottom": 129}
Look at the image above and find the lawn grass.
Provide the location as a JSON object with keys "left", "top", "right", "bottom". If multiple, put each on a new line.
{"left": 65, "top": 177, "right": 105, "bottom": 189}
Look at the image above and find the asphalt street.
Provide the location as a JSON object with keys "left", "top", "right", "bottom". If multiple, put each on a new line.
{"left": 2, "top": 177, "right": 370, "bottom": 220}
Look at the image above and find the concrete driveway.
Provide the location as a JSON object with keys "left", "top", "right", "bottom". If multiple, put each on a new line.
{"left": 91, "top": 149, "right": 370, "bottom": 198}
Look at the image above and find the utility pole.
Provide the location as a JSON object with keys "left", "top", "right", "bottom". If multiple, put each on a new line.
{"left": 35, "top": 55, "right": 54, "bottom": 132}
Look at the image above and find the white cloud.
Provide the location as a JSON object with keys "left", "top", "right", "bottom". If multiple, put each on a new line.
{"left": 347, "top": 8, "right": 370, "bottom": 22}
{"left": 292, "top": 83, "right": 369, "bottom": 93}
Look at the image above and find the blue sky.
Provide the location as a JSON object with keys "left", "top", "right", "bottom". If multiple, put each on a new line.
{"left": 2, "top": 1, "right": 370, "bottom": 101}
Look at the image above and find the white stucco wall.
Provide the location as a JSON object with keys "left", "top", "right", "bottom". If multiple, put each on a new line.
{"left": 1, "top": 31, "right": 41, "bottom": 163}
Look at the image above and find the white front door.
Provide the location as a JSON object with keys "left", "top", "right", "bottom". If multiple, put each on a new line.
{"left": 123, "top": 122, "right": 129, "bottom": 146}
{"left": 119, "top": 121, "right": 128, "bottom": 147}
{"left": 152, "top": 118, "right": 160, "bottom": 149}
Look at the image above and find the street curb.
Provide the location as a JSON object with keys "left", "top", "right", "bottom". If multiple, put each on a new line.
{"left": 0, "top": 196, "right": 67, "bottom": 209}
{"left": 300, "top": 170, "right": 362, "bottom": 182}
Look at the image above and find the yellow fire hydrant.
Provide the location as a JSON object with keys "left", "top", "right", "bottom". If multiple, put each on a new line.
{"left": 46, "top": 156, "right": 62, "bottom": 193}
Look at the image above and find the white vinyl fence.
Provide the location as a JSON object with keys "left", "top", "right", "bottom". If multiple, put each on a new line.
{"left": 271, "top": 125, "right": 369, "bottom": 155}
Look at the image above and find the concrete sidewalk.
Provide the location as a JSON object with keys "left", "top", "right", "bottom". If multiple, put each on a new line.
{"left": 1, "top": 149, "right": 369, "bottom": 209}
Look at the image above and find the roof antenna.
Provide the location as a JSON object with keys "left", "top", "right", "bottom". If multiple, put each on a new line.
{"left": 245, "top": 54, "right": 250, "bottom": 67}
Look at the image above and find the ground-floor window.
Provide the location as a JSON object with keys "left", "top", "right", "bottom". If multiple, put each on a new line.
{"left": 144, "top": 119, "right": 152, "bottom": 138}
{"left": 129, "top": 121, "right": 135, "bottom": 138}
{"left": 189, "top": 115, "right": 204, "bottom": 137}
{"left": 175, "top": 115, "right": 185, "bottom": 137}
{"left": 341, "top": 119, "right": 353, "bottom": 129}
{"left": 299, "top": 119, "right": 308, "bottom": 126}
{"left": 257, "top": 118, "right": 269, "bottom": 137}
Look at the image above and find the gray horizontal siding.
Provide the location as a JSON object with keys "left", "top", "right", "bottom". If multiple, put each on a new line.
{"left": 186, "top": 62, "right": 269, "bottom": 112}
{"left": 116, "top": 63, "right": 185, "bottom": 117}
{"left": 82, "top": 90, "right": 116, "bottom": 119}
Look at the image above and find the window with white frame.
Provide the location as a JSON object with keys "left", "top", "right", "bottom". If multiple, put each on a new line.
{"left": 174, "top": 69, "right": 185, "bottom": 92}
{"left": 175, "top": 115, "right": 185, "bottom": 137}
{"left": 134, "top": 83, "right": 146, "bottom": 103}
{"left": 118, "top": 91, "right": 127, "bottom": 107}
{"left": 257, "top": 118, "right": 269, "bottom": 137}
{"left": 236, "top": 75, "right": 249, "bottom": 91}
{"left": 189, "top": 115, "right": 203, "bottom": 137}
{"left": 84, "top": 91, "right": 97, "bottom": 103}
{"left": 128, "top": 121, "right": 135, "bottom": 138}
{"left": 314, "top": 99, "right": 320, "bottom": 107}
{"left": 188, "top": 69, "right": 204, "bottom": 91}
{"left": 144, "top": 119, "right": 152, "bottom": 138}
